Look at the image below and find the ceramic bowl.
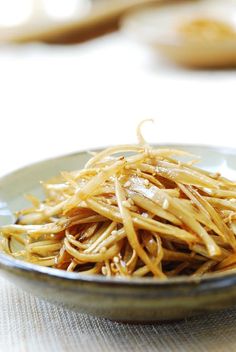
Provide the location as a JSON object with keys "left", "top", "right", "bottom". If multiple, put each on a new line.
{"left": 122, "top": 1, "right": 236, "bottom": 68}
{"left": 1, "top": 145, "right": 236, "bottom": 322}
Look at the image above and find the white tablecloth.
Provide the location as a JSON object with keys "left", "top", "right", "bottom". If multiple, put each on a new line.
{"left": 1, "top": 32, "right": 236, "bottom": 351}
{"left": 1, "top": 276, "right": 236, "bottom": 352}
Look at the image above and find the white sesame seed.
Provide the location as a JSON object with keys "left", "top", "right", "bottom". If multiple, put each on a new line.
{"left": 203, "top": 188, "right": 212, "bottom": 195}
{"left": 124, "top": 181, "right": 131, "bottom": 188}
{"left": 113, "top": 256, "right": 119, "bottom": 264}
{"left": 162, "top": 199, "right": 169, "bottom": 210}
{"left": 143, "top": 179, "right": 149, "bottom": 186}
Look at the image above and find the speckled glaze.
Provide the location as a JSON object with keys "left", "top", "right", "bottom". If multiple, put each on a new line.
{"left": 1, "top": 145, "right": 236, "bottom": 322}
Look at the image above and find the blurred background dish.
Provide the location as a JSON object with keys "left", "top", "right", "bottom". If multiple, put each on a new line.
{"left": 122, "top": 0, "right": 236, "bottom": 68}
{"left": 0, "top": 0, "right": 158, "bottom": 44}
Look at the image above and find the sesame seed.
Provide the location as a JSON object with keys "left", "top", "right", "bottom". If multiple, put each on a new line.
{"left": 203, "top": 188, "right": 212, "bottom": 195}
{"left": 162, "top": 199, "right": 169, "bottom": 210}
{"left": 113, "top": 256, "right": 119, "bottom": 264}
{"left": 124, "top": 181, "right": 131, "bottom": 188}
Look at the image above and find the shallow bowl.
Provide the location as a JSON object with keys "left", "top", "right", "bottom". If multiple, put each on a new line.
{"left": 1, "top": 145, "right": 236, "bottom": 321}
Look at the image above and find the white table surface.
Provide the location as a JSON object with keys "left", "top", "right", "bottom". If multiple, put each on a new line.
{"left": 1, "top": 32, "right": 236, "bottom": 352}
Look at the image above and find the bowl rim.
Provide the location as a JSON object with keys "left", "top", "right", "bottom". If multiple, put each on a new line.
{"left": 1, "top": 143, "right": 236, "bottom": 289}
{"left": 2, "top": 251, "right": 236, "bottom": 291}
